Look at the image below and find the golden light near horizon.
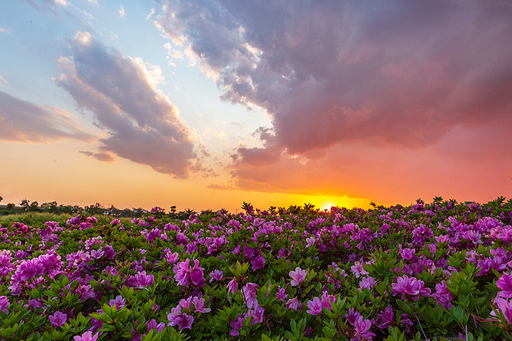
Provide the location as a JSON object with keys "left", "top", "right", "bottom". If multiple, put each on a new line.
{"left": 320, "top": 202, "right": 335, "bottom": 211}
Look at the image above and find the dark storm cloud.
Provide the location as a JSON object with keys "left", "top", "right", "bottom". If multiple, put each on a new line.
{"left": 0, "top": 90, "right": 95, "bottom": 143}
{"left": 54, "top": 31, "right": 200, "bottom": 179}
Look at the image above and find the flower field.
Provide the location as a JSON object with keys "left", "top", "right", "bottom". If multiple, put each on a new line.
{"left": 1, "top": 198, "right": 512, "bottom": 340}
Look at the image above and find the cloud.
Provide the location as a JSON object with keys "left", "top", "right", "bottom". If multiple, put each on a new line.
{"left": 156, "top": 0, "right": 512, "bottom": 201}
{"left": 0, "top": 75, "right": 9, "bottom": 86}
{"left": 146, "top": 8, "right": 154, "bottom": 20}
{"left": 118, "top": 5, "right": 126, "bottom": 18}
{"left": 0, "top": 26, "right": 10, "bottom": 34}
{"left": 0, "top": 91, "right": 95, "bottom": 143}
{"left": 54, "top": 31, "right": 202, "bottom": 179}
{"left": 79, "top": 150, "right": 115, "bottom": 163}
{"left": 20, "top": 0, "right": 70, "bottom": 12}
{"left": 156, "top": 0, "right": 512, "bottom": 155}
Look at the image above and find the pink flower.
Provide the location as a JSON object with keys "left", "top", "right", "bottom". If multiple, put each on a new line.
{"left": 73, "top": 331, "right": 99, "bottom": 341}
{"left": 276, "top": 286, "right": 288, "bottom": 301}
{"left": 286, "top": 297, "right": 301, "bottom": 311}
{"left": 497, "top": 273, "right": 512, "bottom": 299}
{"left": 351, "top": 261, "right": 368, "bottom": 278}
{"left": 147, "top": 319, "right": 165, "bottom": 333}
{"left": 353, "top": 316, "right": 376, "bottom": 340}
{"left": 289, "top": 267, "right": 307, "bottom": 286}
{"left": 399, "top": 247, "right": 415, "bottom": 260}
{"left": 192, "top": 297, "right": 211, "bottom": 313}
{"left": 109, "top": 295, "right": 126, "bottom": 309}
{"left": 227, "top": 279, "right": 238, "bottom": 293}
{"left": 251, "top": 254, "right": 266, "bottom": 271}
{"left": 433, "top": 281, "right": 453, "bottom": 309}
{"left": 165, "top": 251, "right": 179, "bottom": 264}
{"left": 49, "top": 311, "right": 67, "bottom": 327}
{"left": 0, "top": 296, "right": 9, "bottom": 314}
{"left": 345, "top": 308, "right": 362, "bottom": 326}
{"left": 492, "top": 297, "right": 512, "bottom": 324}
{"left": 176, "top": 313, "right": 194, "bottom": 330}
{"left": 167, "top": 307, "right": 194, "bottom": 330}
{"left": 76, "top": 285, "right": 95, "bottom": 302}
{"left": 358, "top": 276, "right": 377, "bottom": 291}
{"left": 306, "top": 297, "right": 323, "bottom": 315}
{"left": 209, "top": 270, "right": 223, "bottom": 282}
{"left": 321, "top": 291, "right": 336, "bottom": 310}
{"left": 242, "top": 282, "right": 259, "bottom": 309}
{"left": 392, "top": 275, "right": 431, "bottom": 301}
{"left": 246, "top": 304, "right": 265, "bottom": 325}
{"left": 373, "top": 306, "right": 394, "bottom": 330}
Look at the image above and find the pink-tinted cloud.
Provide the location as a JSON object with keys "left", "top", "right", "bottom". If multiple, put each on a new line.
{"left": 54, "top": 31, "right": 201, "bottom": 179}
{"left": 157, "top": 0, "right": 512, "bottom": 201}
{"left": 79, "top": 150, "right": 115, "bottom": 163}
{"left": 0, "top": 91, "right": 95, "bottom": 143}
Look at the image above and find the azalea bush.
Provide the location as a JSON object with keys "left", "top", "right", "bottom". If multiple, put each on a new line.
{"left": 1, "top": 198, "right": 512, "bottom": 340}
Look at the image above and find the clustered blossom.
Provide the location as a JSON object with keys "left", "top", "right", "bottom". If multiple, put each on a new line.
{"left": 433, "top": 281, "right": 453, "bottom": 309}
{"left": 392, "top": 275, "right": 431, "bottom": 301}
{"left": 173, "top": 258, "right": 205, "bottom": 288}
{"left": 1, "top": 199, "right": 512, "bottom": 339}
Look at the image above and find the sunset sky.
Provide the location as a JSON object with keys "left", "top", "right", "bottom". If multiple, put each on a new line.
{"left": 1, "top": 0, "right": 511, "bottom": 212}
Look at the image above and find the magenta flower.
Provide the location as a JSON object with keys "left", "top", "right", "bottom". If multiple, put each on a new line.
{"left": 492, "top": 297, "right": 512, "bottom": 324}
{"left": 209, "top": 269, "right": 223, "bottom": 282}
{"left": 321, "top": 291, "right": 336, "bottom": 310}
{"left": 433, "top": 281, "right": 453, "bottom": 309}
{"left": 242, "top": 282, "right": 259, "bottom": 309}
{"left": 192, "top": 297, "right": 211, "bottom": 313}
{"left": 246, "top": 305, "right": 265, "bottom": 325}
{"left": 399, "top": 247, "right": 415, "bottom": 260}
{"left": 345, "top": 308, "right": 362, "bottom": 326}
{"left": 306, "top": 297, "right": 323, "bottom": 315}
{"left": 289, "top": 267, "right": 307, "bottom": 286}
{"left": 227, "top": 279, "right": 238, "bottom": 293}
{"left": 350, "top": 261, "right": 368, "bottom": 278}
{"left": 147, "top": 319, "right": 165, "bottom": 333}
{"left": 286, "top": 297, "right": 301, "bottom": 311}
{"left": 358, "top": 276, "right": 377, "bottom": 291}
{"left": 0, "top": 296, "right": 9, "bottom": 314}
{"left": 373, "top": 306, "right": 394, "bottom": 330}
{"left": 167, "top": 307, "right": 194, "bottom": 330}
{"left": 176, "top": 313, "right": 194, "bottom": 330}
{"left": 497, "top": 273, "right": 512, "bottom": 299}
{"left": 109, "top": 295, "right": 126, "bottom": 309}
{"left": 73, "top": 331, "right": 99, "bottom": 341}
{"left": 353, "top": 316, "right": 376, "bottom": 340}
{"left": 174, "top": 258, "right": 205, "bottom": 288}
{"left": 165, "top": 251, "right": 179, "bottom": 264}
{"left": 392, "top": 275, "right": 431, "bottom": 301}
{"left": 76, "top": 285, "right": 95, "bottom": 302}
{"left": 251, "top": 254, "right": 266, "bottom": 271}
{"left": 49, "top": 311, "right": 67, "bottom": 327}
{"left": 276, "top": 286, "right": 288, "bottom": 301}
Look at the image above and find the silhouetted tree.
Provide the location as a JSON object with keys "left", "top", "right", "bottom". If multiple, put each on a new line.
{"left": 20, "top": 199, "right": 30, "bottom": 211}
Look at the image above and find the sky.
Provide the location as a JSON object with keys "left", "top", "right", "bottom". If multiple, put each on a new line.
{"left": 1, "top": 0, "right": 511, "bottom": 213}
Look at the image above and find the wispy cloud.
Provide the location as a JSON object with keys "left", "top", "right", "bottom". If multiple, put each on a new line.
{"left": 0, "top": 91, "right": 95, "bottom": 143}
{"left": 146, "top": 8, "right": 154, "bottom": 20}
{"left": 79, "top": 150, "right": 115, "bottom": 162}
{"left": 0, "top": 75, "right": 10, "bottom": 86}
{"left": 118, "top": 5, "right": 126, "bottom": 18}
{"left": 53, "top": 31, "right": 203, "bottom": 179}
{"left": 156, "top": 0, "right": 512, "bottom": 198}
{"left": 0, "top": 26, "right": 10, "bottom": 35}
